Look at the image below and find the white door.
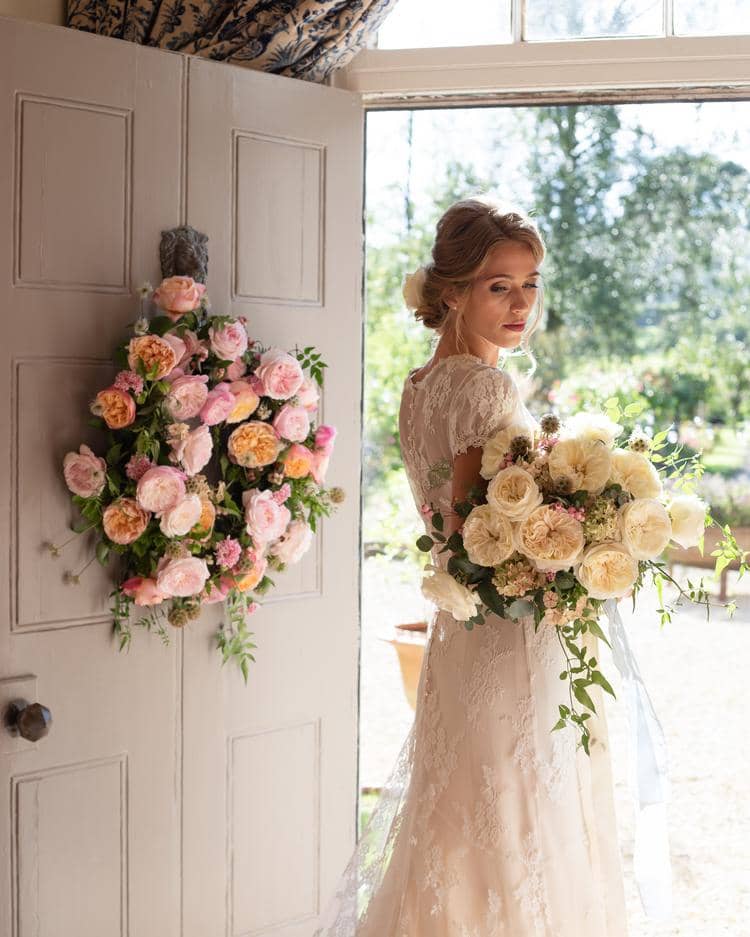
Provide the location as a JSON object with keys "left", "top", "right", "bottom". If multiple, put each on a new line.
{"left": 0, "top": 16, "right": 364, "bottom": 937}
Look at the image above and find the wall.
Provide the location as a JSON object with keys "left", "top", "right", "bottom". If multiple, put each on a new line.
{"left": 0, "top": 0, "right": 64, "bottom": 26}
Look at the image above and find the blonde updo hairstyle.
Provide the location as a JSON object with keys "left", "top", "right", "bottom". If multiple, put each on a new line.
{"left": 413, "top": 197, "right": 546, "bottom": 369}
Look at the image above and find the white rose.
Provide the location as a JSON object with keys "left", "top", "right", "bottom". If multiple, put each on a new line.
{"left": 487, "top": 465, "right": 543, "bottom": 521}
{"left": 421, "top": 564, "right": 481, "bottom": 622}
{"left": 609, "top": 448, "right": 663, "bottom": 499}
{"left": 159, "top": 493, "right": 203, "bottom": 537}
{"left": 462, "top": 504, "right": 515, "bottom": 567}
{"left": 619, "top": 498, "right": 672, "bottom": 560}
{"left": 668, "top": 494, "right": 708, "bottom": 549}
{"left": 402, "top": 266, "right": 427, "bottom": 311}
{"left": 548, "top": 436, "right": 612, "bottom": 495}
{"left": 562, "top": 411, "right": 623, "bottom": 448}
{"left": 480, "top": 423, "right": 532, "bottom": 480}
{"left": 576, "top": 541, "right": 639, "bottom": 599}
{"left": 517, "top": 504, "right": 585, "bottom": 572}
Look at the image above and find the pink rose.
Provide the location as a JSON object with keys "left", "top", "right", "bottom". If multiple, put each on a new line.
{"left": 273, "top": 404, "right": 310, "bottom": 442}
{"left": 170, "top": 424, "right": 213, "bottom": 476}
{"left": 200, "top": 382, "right": 235, "bottom": 425}
{"left": 268, "top": 518, "right": 313, "bottom": 564}
{"left": 63, "top": 444, "right": 107, "bottom": 498}
{"left": 255, "top": 348, "right": 304, "bottom": 400}
{"left": 177, "top": 329, "right": 209, "bottom": 368}
{"left": 247, "top": 373, "right": 265, "bottom": 396}
{"left": 314, "top": 424, "right": 337, "bottom": 454}
{"left": 209, "top": 320, "right": 248, "bottom": 361}
{"left": 156, "top": 556, "right": 210, "bottom": 597}
{"left": 296, "top": 375, "right": 320, "bottom": 412}
{"left": 201, "top": 576, "right": 233, "bottom": 604}
{"left": 165, "top": 374, "right": 209, "bottom": 420}
{"left": 159, "top": 493, "right": 203, "bottom": 537}
{"left": 121, "top": 576, "right": 165, "bottom": 606}
{"left": 226, "top": 381, "right": 260, "bottom": 424}
{"left": 152, "top": 276, "right": 207, "bottom": 321}
{"left": 309, "top": 449, "right": 330, "bottom": 485}
{"left": 242, "top": 488, "right": 291, "bottom": 546}
{"left": 226, "top": 357, "right": 247, "bottom": 380}
{"left": 136, "top": 465, "right": 187, "bottom": 514}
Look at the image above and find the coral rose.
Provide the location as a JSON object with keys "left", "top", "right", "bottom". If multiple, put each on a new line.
{"left": 128, "top": 335, "right": 178, "bottom": 380}
{"left": 273, "top": 404, "right": 311, "bottom": 442}
{"left": 609, "top": 449, "right": 662, "bottom": 499}
{"left": 136, "top": 465, "right": 186, "bottom": 514}
{"left": 121, "top": 576, "right": 165, "bottom": 606}
{"left": 227, "top": 421, "right": 282, "bottom": 468}
{"left": 282, "top": 442, "right": 314, "bottom": 478}
{"left": 518, "top": 504, "right": 585, "bottom": 572}
{"left": 487, "top": 465, "right": 543, "bottom": 521}
{"left": 164, "top": 374, "right": 209, "bottom": 420}
{"left": 576, "top": 541, "right": 639, "bottom": 599}
{"left": 102, "top": 497, "right": 150, "bottom": 545}
{"left": 91, "top": 386, "right": 136, "bottom": 430}
{"left": 243, "top": 488, "right": 291, "bottom": 545}
{"left": 152, "top": 275, "right": 206, "bottom": 321}
{"left": 255, "top": 348, "right": 304, "bottom": 400}
{"left": 63, "top": 444, "right": 107, "bottom": 498}
{"left": 548, "top": 436, "right": 612, "bottom": 495}
{"left": 156, "top": 556, "right": 210, "bottom": 597}
{"left": 461, "top": 504, "right": 515, "bottom": 567}
{"left": 619, "top": 497, "right": 672, "bottom": 560}
{"left": 208, "top": 320, "right": 248, "bottom": 361}
{"left": 226, "top": 381, "right": 260, "bottom": 424}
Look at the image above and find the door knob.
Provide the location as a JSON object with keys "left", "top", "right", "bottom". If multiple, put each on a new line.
{"left": 5, "top": 700, "right": 52, "bottom": 742}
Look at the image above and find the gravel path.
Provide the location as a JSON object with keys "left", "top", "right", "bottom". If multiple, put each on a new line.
{"left": 360, "top": 556, "right": 750, "bottom": 935}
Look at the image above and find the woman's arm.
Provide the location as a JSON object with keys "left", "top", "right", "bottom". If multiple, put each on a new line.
{"left": 445, "top": 445, "right": 488, "bottom": 538}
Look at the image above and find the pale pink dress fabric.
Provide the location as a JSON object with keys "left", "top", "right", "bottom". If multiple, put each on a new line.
{"left": 314, "top": 352, "right": 629, "bottom": 937}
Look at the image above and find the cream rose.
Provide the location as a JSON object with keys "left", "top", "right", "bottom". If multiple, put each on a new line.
{"left": 461, "top": 504, "right": 515, "bottom": 567}
{"left": 668, "top": 494, "right": 708, "bottom": 549}
{"left": 486, "top": 465, "right": 543, "bottom": 521}
{"left": 609, "top": 449, "right": 662, "bottom": 499}
{"left": 517, "top": 504, "right": 585, "bottom": 572}
{"left": 268, "top": 518, "right": 314, "bottom": 564}
{"left": 420, "top": 564, "right": 481, "bottom": 622}
{"left": 402, "top": 265, "right": 426, "bottom": 310}
{"left": 619, "top": 497, "right": 672, "bottom": 560}
{"left": 548, "top": 436, "right": 612, "bottom": 495}
{"left": 562, "top": 411, "right": 623, "bottom": 448}
{"left": 576, "top": 541, "right": 639, "bottom": 599}
{"left": 159, "top": 494, "right": 203, "bottom": 538}
{"left": 479, "top": 423, "right": 532, "bottom": 480}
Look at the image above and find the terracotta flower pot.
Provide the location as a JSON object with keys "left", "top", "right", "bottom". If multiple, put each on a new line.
{"left": 380, "top": 621, "right": 428, "bottom": 711}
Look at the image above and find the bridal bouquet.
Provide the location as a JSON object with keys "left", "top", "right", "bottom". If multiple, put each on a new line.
{"left": 417, "top": 404, "right": 747, "bottom": 753}
{"left": 53, "top": 276, "right": 344, "bottom": 679}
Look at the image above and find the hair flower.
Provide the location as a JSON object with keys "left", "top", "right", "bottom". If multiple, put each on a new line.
{"left": 402, "top": 265, "right": 427, "bottom": 311}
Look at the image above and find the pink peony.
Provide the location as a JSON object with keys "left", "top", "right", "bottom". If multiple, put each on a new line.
{"left": 255, "top": 348, "right": 304, "bottom": 400}
{"left": 121, "top": 576, "right": 165, "bottom": 606}
{"left": 152, "top": 276, "right": 206, "bottom": 321}
{"left": 242, "top": 488, "right": 291, "bottom": 546}
{"left": 159, "top": 493, "right": 203, "bottom": 537}
{"left": 165, "top": 374, "right": 209, "bottom": 420}
{"left": 200, "top": 382, "right": 235, "bottom": 425}
{"left": 296, "top": 375, "right": 320, "bottom": 412}
{"left": 209, "top": 320, "right": 248, "bottom": 361}
{"left": 268, "top": 518, "right": 313, "bottom": 564}
{"left": 314, "top": 424, "right": 337, "bottom": 454}
{"left": 136, "top": 465, "right": 187, "bottom": 515}
{"left": 226, "top": 357, "right": 247, "bottom": 380}
{"left": 273, "top": 404, "right": 311, "bottom": 442}
{"left": 63, "top": 444, "right": 107, "bottom": 498}
{"left": 156, "top": 556, "right": 210, "bottom": 597}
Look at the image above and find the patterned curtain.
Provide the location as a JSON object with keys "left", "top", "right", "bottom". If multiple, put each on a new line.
{"left": 66, "top": 0, "right": 399, "bottom": 83}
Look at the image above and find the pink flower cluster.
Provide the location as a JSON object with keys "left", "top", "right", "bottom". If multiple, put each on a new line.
{"left": 114, "top": 370, "right": 144, "bottom": 394}
{"left": 552, "top": 502, "right": 585, "bottom": 521}
{"left": 215, "top": 537, "right": 242, "bottom": 570}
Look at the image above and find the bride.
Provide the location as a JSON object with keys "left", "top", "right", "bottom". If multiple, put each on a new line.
{"left": 314, "top": 197, "right": 629, "bottom": 936}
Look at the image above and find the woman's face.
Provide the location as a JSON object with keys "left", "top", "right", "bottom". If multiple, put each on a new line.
{"left": 449, "top": 241, "right": 542, "bottom": 351}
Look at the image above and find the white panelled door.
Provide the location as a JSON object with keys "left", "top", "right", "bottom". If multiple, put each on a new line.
{"left": 0, "top": 16, "right": 364, "bottom": 937}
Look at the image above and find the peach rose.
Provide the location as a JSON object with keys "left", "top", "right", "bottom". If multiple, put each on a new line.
{"left": 255, "top": 348, "right": 304, "bottom": 400}
{"left": 165, "top": 374, "right": 209, "bottom": 420}
{"left": 128, "top": 335, "right": 178, "bottom": 380}
{"left": 121, "top": 576, "right": 165, "bottom": 606}
{"left": 518, "top": 503, "right": 585, "bottom": 572}
{"left": 273, "top": 404, "right": 310, "bottom": 442}
{"left": 296, "top": 375, "right": 320, "bottom": 412}
{"left": 136, "top": 465, "right": 187, "bottom": 514}
{"left": 282, "top": 442, "right": 314, "bottom": 478}
{"left": 461, "top": 504, "right": 515, "bottom": 567}
{"left": 227, "top": 421, "right": 282, "bottom": 468}
{"left": 159, "top": 493, "right": 203, "bottom": 537}
{"left": 63, "top": 444, "right": 107, "bottom": 498}
{"left": 233, "top": 552, "right": 268, "bottom": 593}
{"left": 243, "top": 488, "right": 291, "bottom": 545}
{"left": 226, "top": 381, "right": 260, "bottom": 424}
{"left": 152, "top": 276, "right": 206, "bottom": 321}
{"left": 156, "top": 556, "right": 210, "bottom": 597}
{"left": 102, "top": 497, "right": 150, "bottom": 545}
{"left": 576, "top": 541, "right": 639, "bottom": 599}
{"left": 200, "top": 383, "right": 235, "bottom": 426}
{"left": 91, "top": 386, "right": 136, "bottom": 430}
{"left": 268, "top": 518, "right": 314, "bottom": 564}
{"left": 208, "top": 320, "right": 248, "bottom": 361}
{"left": 190, "top": 497, "right": 216, "bottom": 541}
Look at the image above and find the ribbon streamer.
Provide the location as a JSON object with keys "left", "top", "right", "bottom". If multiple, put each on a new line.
{"left": 603, "top": 598, "right": 673, "bottom": 920}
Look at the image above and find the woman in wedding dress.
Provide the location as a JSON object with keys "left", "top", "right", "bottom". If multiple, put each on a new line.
{"left": 314, "top": 197, "right": 629, "bottom": 936}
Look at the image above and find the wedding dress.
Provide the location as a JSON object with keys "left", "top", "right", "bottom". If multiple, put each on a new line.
{"left": 314, "top": 352, "right": 632, "bottom": 936}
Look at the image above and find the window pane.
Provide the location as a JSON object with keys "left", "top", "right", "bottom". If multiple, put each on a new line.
{"left": 525, "top": 0, "right": 663, "bottom": 40}
{"left": 674, "top": 0, "right": 750, "bottom": 36}
{"left": 376, "top": 0, "right": 511, "bottom": 49}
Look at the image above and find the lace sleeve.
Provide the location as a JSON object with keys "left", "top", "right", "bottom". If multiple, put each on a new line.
{"left": 447, "top": 366, "right": 520, "bottom": 457}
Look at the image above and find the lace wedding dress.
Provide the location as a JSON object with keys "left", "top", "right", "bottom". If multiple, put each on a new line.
{"left": 314, "top": 352, "right": 629, "bottom": 937}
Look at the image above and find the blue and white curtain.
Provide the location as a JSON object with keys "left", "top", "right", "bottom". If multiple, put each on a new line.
{"left": 66, "top": 0, "right": 399, "bottom": 82}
